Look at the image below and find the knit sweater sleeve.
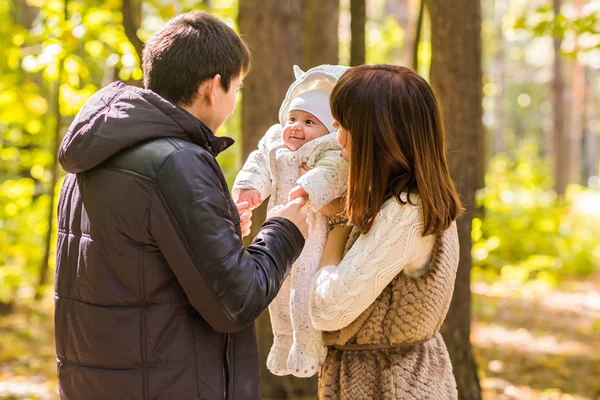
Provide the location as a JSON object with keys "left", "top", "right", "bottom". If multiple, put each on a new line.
{"left": 309, "top": 198, "right": 435, "bottom": 331}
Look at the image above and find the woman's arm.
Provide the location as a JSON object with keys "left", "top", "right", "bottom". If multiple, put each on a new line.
{"left": 319, "top": 224, "right": 352, "bottom": 269}
{"left": 309, "top": 200, "right": 434, "bottom": 332}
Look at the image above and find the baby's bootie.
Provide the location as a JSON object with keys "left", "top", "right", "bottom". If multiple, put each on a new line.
{"left": 266, "top": 333, "right": 293, "bottom": 376}
{"left": 286, "top": 338, "right": 327, "bottom": 378}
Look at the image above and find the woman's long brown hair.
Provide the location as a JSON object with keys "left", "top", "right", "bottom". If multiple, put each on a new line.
{"left": 330, "top": 65, "right": 462, "bottom": 235}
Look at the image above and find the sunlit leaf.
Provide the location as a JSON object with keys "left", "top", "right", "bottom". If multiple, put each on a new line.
{"left": 84, "top": 40, "right": 104, "bottom": 57}
{"left": 25, "top": 95, "right": 49, "bottom": 116}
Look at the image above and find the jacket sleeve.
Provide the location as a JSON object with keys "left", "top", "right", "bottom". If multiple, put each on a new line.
{"left": 297, "top": 148, "right": 348, "bottom": 212}
{"left": 150, "top": 147, "right": 305, "bottom": 333}
{"left": 231, "top": 125, "right": 280, "bottom": 202}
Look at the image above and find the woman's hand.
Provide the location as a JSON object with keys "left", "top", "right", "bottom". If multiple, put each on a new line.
{"left": 298, "top": 163, "right": 311, "bottom": 177}
{"left": 320, "top": 197, "right": 345, "bottom": 219}
{"left": 298, "top": 163, "right": 345, "bottom": 218}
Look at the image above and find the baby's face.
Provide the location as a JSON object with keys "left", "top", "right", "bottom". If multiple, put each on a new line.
{"left": 282, "top": 110, "right": 330, "bottom": 151}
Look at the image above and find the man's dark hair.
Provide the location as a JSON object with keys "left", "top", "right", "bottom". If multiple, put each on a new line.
{"left": 142, "top": 11, "right": 251, "bottom": 105}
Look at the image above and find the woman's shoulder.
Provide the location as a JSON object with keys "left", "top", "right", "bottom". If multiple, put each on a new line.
{"left": 377, "top": 193, "right": 423, "bottom": 222}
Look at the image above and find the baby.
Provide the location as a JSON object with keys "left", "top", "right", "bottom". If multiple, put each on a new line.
{"left": 233, "top": 64, "right": 348, "bottom": 377}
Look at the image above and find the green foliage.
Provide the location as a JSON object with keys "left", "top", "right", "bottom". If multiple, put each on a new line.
{"left": 473, "top": 142, "right": 600, "bottom": 285}
{"left": 366, "top": 16, "right": 406, "bottom": 65}
{"left": 513, "top": 4, "right": 600, "bottom": 56}
{"left": 0, "top": 0, "right": 239, "bottom": 304}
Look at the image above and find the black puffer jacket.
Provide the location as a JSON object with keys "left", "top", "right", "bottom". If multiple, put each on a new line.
{"left": 54, "top": 81, "right": 305, "bottom": 400}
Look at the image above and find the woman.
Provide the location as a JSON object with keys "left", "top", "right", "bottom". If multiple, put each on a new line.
{"left": 309, "top": 65, "right": 462, "bottom": 399}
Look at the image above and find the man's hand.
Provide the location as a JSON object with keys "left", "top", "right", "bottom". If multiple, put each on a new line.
{"left": 237, "top": 188, "right": 262, "bottom": 210}
{"left": 268, "top": 197, "right": 309, "bottom": 239}
{"left": 288, "top": 185, "right": 309, "bottom": 202}
{"left": 236, "top": 201, "right": 253, "bottom": 237}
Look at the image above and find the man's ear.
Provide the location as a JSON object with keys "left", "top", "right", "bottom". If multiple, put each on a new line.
{"left": 199, "top": 74, "right": 222, "bottom": 105}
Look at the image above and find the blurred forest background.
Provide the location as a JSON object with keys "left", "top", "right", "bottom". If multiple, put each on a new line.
{"left": 1, "top": 0, "right": 600, "bottom": 399}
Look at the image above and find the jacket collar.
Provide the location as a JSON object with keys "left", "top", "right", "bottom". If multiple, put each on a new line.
{"left": 175, "top": 104, "right": 235, "bottom": 157}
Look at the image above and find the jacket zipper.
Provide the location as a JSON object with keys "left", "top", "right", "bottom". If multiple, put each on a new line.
{"left": 223, "top": 333, "right": 231, "bottom": 400}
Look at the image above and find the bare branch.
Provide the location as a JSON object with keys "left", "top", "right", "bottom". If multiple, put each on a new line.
{"left": 122, "top": 0, "right": 144, "bottom": 62}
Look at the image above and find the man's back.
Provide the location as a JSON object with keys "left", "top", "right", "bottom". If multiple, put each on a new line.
{"left": 55, "top": 82, "right": 305, "bottom": 399}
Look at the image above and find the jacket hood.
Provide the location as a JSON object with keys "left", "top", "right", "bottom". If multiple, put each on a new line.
{"left": 278, "top": 64, "right": 350, "bottom": 129}
{"left": 59, "top": 81, "right": 234, "bottom": 173}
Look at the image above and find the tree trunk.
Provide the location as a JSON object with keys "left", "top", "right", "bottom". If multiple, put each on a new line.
{"left": 427, "top": 0, "right": 483, "bottom": 399}
{"left": 494, "top": 0, "right": 506, "bottom": 155}
{"left": 12, "top": 0, "right": 39, "bottom": 29}
{"left": 350, "top": 0, "right": 366, "bottom": 66}
{"left": 569, "top": 0, "right": 584, "bottom": 185}
{"left": 584, "top": 68, "right": 597, "bottom": 183}
{"left": 385, "top": 0, "right": 412, "bottom": 67}
{"left": 302, "top": 0, "right": 339, "bottom": 68}
{"left": 36, "top": 0, "right": 69, "bottom": 300}
{"left": 239, "top": 2, "right": 317, "bottom": 398}
{"left": 413, "top": 0, "right": 425, "bottom": 71}
{"left": 552, "top": 0, "right": 568, "bottom": 197}
{"left": 122, "top": 0, "right": 143, "bottom": 63}
{"left": 570, "top": 64, "right": 584, "bottom": 185}
{"left": 36, "top": 73, "right": 62, "bottom": 300}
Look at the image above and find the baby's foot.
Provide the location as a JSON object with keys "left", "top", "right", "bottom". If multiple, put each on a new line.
{"left": 286, "top": 341, "right": 327, "bottom": 378}
{"left": 266, "top": 334, "right": 293, "bottom": 376}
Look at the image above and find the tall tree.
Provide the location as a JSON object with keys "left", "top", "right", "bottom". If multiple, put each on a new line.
{"left": 122, "top": 0, "right": 143, "bottom": 86}
{"left": 122, "top": 0, "right": 143, "bottom": 62}
{"left": 12, "top": 0, "right": 39, "bottom": 29}
{"left": 303, "top": 0, "right": 339, "bottom": 68}
{"left": 427, "top": 0, "right": 483, "bottom": 399}
{"left": 494, "top": 0, "right": 506, "bottom": 154}
{"left": 552, "top": 0, "right": 568, "bottom": 196}
{"left": 569, "top": 0, "right": 585, "bottom": 185}
{"left": 36, "top": 0, "right": 68, "bottom": 299}
{"left": 584, "top": 68, "right": 597, "bottom": 183}
{"left": 413, "top": 0, "right": 425, "bottom": 71}
{"left": 350, "top": 0, "right": 366, "bottom": 66}
{"left": 385, "top": 0, "right": 413, "bottom": 67}
{"left": 238, "top": 2, "right": 316, "bottom": 397}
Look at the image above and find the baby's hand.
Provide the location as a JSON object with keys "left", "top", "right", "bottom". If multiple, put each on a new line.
{"left": 288, "top": 185, "right": 309, "bottom": 202}
{"left": 236, "top": 202, "right": 253, "bottom": 237}
{"left": 237, "top": 189, "right": 262, "bottom": 210}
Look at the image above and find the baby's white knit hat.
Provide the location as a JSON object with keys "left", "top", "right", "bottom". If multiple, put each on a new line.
{"left": 287, "top": 90, "right": 335, "bottom": 133}
{"left": 279, "top": 65, "right": 349, "bottom": 133}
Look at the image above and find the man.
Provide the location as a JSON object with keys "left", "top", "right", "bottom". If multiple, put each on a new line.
{"left": 54, "top": 11, "right": 307, "bottom": 400}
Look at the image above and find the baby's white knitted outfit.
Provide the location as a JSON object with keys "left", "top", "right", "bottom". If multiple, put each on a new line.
{"left": 233, "top": 124, "right": 347, "bottom": 377}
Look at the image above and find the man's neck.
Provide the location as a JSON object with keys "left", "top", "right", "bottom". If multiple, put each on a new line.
{"left": 179, "top": 103, "right": 215, "bottom": 133}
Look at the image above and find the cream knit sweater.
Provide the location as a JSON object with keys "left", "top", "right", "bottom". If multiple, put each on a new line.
{"left": 310, "top": 194, "right": 436, "bottom": 331}
{"left": 310, "top": 194, "right": 460, "bottom": 399}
